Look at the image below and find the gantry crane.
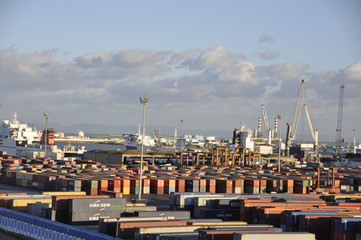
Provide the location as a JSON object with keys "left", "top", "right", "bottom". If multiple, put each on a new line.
{"left": 304, "top": 104, "right": 319, "bottom": 150}
{"left": 285, "top": 79, "right": 305, "bottom": 157}
{"left": 335, "top": 84, "right": 345, "bottom": 161}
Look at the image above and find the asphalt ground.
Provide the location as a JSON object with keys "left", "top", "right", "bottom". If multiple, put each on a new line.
{"left": 0, "top": 231, "right": 24, "bottom": 240}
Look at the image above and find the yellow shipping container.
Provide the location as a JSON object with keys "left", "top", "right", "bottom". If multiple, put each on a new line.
{"left": 122, "top": 187, "right": 130, "bottom": 195}
{"left": 11, "top": 198, "right": 52, "bottom": 212}
{"left": 41, "top": 191, "right": 86, "bottom": 196}
{"left": 126, "top": 203, "right": 146, "bottom": 207}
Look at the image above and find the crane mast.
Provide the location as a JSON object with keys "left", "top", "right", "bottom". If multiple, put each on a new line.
{"left": 335, "top": 84, "right": 345, "bottom": 161}
{"left": 285, "top": 79, "right": 305, "bottom": 157}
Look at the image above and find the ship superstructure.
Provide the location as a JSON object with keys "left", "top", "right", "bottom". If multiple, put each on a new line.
{"left": 0, "top": 113, "right": 86, "bottom": 159}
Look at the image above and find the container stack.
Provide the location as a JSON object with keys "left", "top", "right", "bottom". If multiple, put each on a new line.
{"left": 1, "top": 152, "right": 361, "bottom": 239}
{"left": 2, "top": 157, "right": 361, "bottom": 197}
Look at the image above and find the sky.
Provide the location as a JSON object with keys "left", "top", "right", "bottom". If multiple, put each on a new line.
{"left": 0, "top": 0, "right": 360, "bottom": 141}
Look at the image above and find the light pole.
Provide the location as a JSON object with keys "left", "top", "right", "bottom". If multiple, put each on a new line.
{"left": 180, "top": 119, "right": 185, "bottom": 151}
{"left": 277, "top": 114, "right": 284, "bottom": 173}
{"left": 43, "top": 113, "right": 49, "bottom": 159}
{"left": 138, "top": 96, "right": 150, "bottom": 200}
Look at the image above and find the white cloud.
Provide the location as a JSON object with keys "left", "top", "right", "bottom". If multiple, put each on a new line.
{"left": 258, "top": 62, "right": 310, "bottom": 81}
{"left": 0, "top": 47, "right": 360, "bottom": 139}
{"left": 343, "top": 62, "right": 361, "bottom": 83}
{"left": 259, "top": 50, "right": 279, "bottom": 60}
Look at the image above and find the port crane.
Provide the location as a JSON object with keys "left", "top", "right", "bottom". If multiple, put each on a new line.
{"left": 285, "top": 79, "right": 305, "bottom": 157}
{"left": 335, "top": 84, "right": 345, "bottom": 161}
{"left": 304, "top": 104, "right": 319, "bottom": 150}
{"left": 261, "top": 104, "right": 271, "bottom": 139}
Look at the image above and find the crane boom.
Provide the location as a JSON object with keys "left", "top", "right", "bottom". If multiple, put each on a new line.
{"left": 335, "top": 84, "right": 345, "bottom": 161}
{"left": 304, "top": 103, "right": 318, "bottom": 148}
{"left": 286, "top": 78, "right": 305, "bottom": 157}
{"left": 291, "top": 79, "right": 305, "bottom": 137}
{"left": 261, "top": 104, "right": 270, "bottom": 132}
{"left": 304, "top": 104, "right": 315, "bottom": 140}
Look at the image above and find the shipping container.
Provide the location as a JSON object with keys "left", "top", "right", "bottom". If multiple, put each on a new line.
{"left": 99, "top": 217, "right": 169, "bottom": 237}
{"left": 137, "top": 211, "right": 190, "bottom": 220}
{"left": 185, "top": 179, "right": 200, "bottom": 193}
{"left": 150, "top": 179, "right": 165, "bottom": 195}
{"left": 27, "top": 203, "right": 52, "bottom": 217}
{"left": 41, "top": 191, "right": 86, "bottom": 196}
{"left": 333, "top": 216, "right": 361, "bottom": 233}
{"left": 233, "top": 232, "right": 316, "bottom": 240}
{"left": 124, "top": 205, "right": 157, "bottom": 214}
{"left": 216, "top": 180, "right": 233, "bottom": 193}
{"left": 198, "top": 208, "right": 241, "bottom": 221}
{"left": 68, "top": 197, "right": 126, "bottom": 224}
{"left": 117, "top": 220, "right": 188, "bottom": 239}
{"left": 146, "top": 232, "right": 198, "bottom": 240}
{"left": 198, "top": 227, "right": 282, "bottom": 240}
{"left": 10, "top": 198, "right": 52, "bottom": 212}
{"left": 134, "top": 225, "right": 201, "bottom": 240}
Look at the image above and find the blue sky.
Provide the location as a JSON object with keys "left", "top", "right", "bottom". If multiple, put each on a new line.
{"left": 0, "top": 0, "right": 360, "bottom": 141}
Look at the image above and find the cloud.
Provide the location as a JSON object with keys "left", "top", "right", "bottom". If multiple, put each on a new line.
{"left": 0, "top": 47, "right": 360, "bottom": 138}
{"left": 168, "top": 48, "right": 200, "bottom": 65}
{"left": 258, "top": 34, "right": 274, "bottom": 43}
{"left": 258, "top": 62, "right": 310, "bottom": 81}
{"left": 259, "top": 50, "right": 279, "bottom": 60}
{"left": 183, "top": 46, "right": 259, "bottom": 84}
{"left": 343, "top": 62, "right": 361, "bottom": 83}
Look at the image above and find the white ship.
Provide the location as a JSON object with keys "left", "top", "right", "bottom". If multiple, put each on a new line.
{"left": 123, "top": 127, "right": 177, "bottom": 152}
{"left": 0, "top": 113, "right": 86, "bottom": 160}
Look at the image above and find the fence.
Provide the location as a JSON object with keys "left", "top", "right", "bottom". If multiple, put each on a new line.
{"left": 0, "top": 207, "right": 121, "bottom": 240}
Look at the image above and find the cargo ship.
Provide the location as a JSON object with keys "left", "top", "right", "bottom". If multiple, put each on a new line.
{"left": 0, "top": 113, "right": 86, "bottom": 159}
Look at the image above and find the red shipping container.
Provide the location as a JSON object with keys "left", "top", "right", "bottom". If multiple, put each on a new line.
{"left": 206, "top": 179, "right": 216, "bottom": 193}
{"left": 216, "top": 179, "right": 233, "bottom": 193}
{"left": 108, "top": 179, "right": 121, "bottom": 192}
{"left": 333, "top": 231, "right": 356, "bottom": 240}
{"left": 244, "top": 178, "right": 260, "bottom": 188}
{"left": 150, "top": 179, "right": 164, "bottom": 195}
{"left": 164, "top": 179, "right": 176, "bottom": 188}
{"left": 98, "top": 179, "right": 108, "bottom": 191}
{"left": 142, "top": 178, "right": 150, "bottom": 194}
{"left": 232, "top": 179, "right": 244, "bottom": 194}
{"left": 176, "top": 179, "right": 185, "bottom": 192}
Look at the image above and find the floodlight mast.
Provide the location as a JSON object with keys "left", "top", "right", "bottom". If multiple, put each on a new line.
{"left": 138, "top": 96, "right": 150, "bottom": 200}
{"left": 335, "top": 84, "right": 345, "bottom": 161}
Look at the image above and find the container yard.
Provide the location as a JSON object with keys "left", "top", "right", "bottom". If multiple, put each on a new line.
{"left": 0, "top": 81, "right": 360, "bottom": 239}
{"left": 0, "top": 146, "right": 361, "bottom": 240}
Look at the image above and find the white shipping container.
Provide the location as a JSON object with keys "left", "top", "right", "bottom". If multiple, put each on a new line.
{"left": 255, "top": 145, "right": 273, "bottom": 154}
{"left": 26, "top": 173, "right": 34, "bottom": 181}
{"left": 233, "top": 232, "right": 316, "bottom": 240}
{"left": 300, "top": 143, "right": 314, "bottom": 150}
{"left": 16, "top": 172, "right": 22, "bottom": 179}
